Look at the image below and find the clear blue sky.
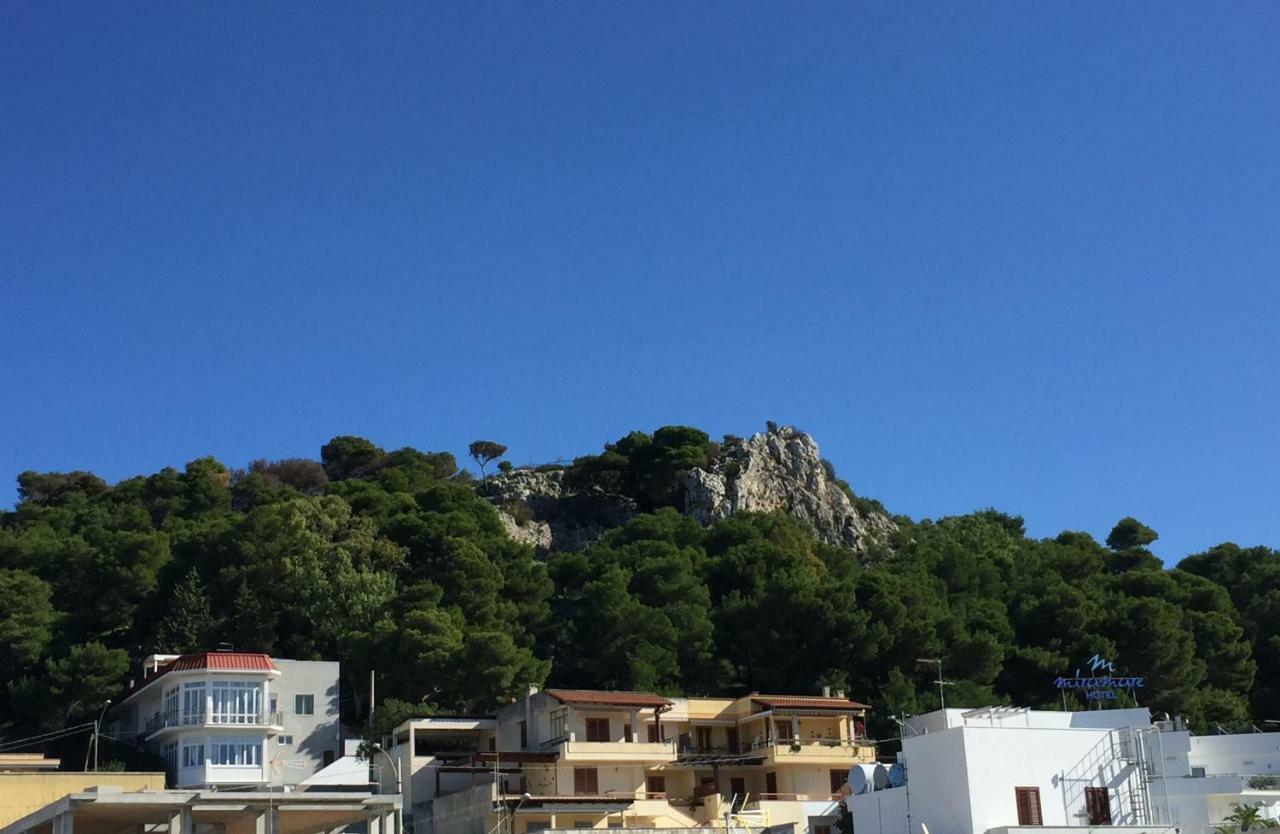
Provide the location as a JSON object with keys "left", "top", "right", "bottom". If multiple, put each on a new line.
{"left": 2, "top": 3, "right": 1277, "bottom": 563}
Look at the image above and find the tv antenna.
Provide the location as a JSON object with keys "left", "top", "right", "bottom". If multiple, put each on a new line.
{"left": 916, "top": 658, "right": 955, "bottom": 710}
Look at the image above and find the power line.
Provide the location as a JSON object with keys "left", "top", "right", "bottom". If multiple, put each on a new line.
{"left": 0, "top": 722, "right": 97, "bottom": 752}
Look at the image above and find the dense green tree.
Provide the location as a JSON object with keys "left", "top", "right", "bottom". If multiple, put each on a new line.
{"left": 153, "top": 568, "right": 219, "bottom": 653}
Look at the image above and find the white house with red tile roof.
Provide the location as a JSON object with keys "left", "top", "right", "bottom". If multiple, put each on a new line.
{"left": 105, "top": 651, "right": 341, "bottom": 790}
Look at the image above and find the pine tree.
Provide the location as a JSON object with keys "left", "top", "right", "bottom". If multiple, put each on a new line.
{"left": 154, "top": 569, "right": 218, "bottom": 652}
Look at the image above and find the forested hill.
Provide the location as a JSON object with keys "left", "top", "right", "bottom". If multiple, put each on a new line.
{"left": 1, "top": 424, "right": 1277, "bottom": 756}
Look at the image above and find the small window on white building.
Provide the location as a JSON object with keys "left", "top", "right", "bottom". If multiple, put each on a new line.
{"left": 278, "top": 735, "right": 294, "bottom": 745}
{"left": 296, "top": 694, "right": 314, "bottom": 715}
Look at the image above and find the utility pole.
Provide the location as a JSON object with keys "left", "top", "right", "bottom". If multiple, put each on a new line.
{"left": 93, "top": 699, "right": 112, "bottom": 771}
{"left": 370, "top": 670, "right": 376, "bottom": 720}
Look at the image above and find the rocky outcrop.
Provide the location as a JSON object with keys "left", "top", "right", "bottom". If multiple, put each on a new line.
{"left": 682, "top": 425, "right": 896, "bottom": 551}
{"left": 482, "top": 424, "right": 895, "bottom": 555}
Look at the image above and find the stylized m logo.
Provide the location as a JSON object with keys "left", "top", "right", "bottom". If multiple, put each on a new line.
{"left": 1087, "top": 655, "right": 1116, "bottom": 673}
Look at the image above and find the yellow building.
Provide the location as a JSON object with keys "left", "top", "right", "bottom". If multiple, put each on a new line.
{"left": 0, "top": 756, "right": 165, "bottom": 831}
{"left": 398, "top": 688, "right": 875, "bottom": 834}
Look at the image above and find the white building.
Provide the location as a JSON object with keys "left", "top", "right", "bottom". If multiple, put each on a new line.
{"left": 850, "top": 706, "right": 1280, "bottom": 834}
{"left": 1148, "top": 727, "right": 1280, "bottom": 830}
{"left": 107, "top": 651, "right": 342, "bottom": 789}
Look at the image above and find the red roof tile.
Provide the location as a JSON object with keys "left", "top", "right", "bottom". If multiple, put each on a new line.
{"left": 543, "top": 689, "right": 672, "bottom": 708}
{"left": 752, "top": 696, "right": 871, "bottom": 711}
{"left": 168, "top": 652, "right": 277, "bottom": 672}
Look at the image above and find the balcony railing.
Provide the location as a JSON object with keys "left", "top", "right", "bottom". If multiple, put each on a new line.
{"left": 145, "top": 709, "right": 283, "bottom": 734}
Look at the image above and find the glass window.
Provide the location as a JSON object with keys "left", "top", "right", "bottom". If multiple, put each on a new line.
{"left": 211, "top": 739, "right": 262, "bottom": 766}
{"left": 295, "top": 694, "right": 314, "bottom": 715}
{"left": 278, "top": 735, "right": 294, "bottom": 745}
{"left": 182, "top": 743, "right": 205, "bottom": 768}
{"left": 182, "top": 683, "right": 206, "bottom": 724}
{"left": 211, "top": 681, "right": 261, "bottom": 724}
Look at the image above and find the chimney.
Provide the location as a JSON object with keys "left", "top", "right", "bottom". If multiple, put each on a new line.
{"left": 822, "top": 686, "right": 831, "bottom": 698}
{"left": 836, "top": 689, "right": 846, "bottom": 699}
{"left": 527, "top": 684, "right": 539, "bottom": 697}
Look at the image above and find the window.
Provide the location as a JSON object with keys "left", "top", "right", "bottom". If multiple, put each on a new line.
{"left": 211, "top": 681, "right": 261, "bottom": 724}
{"left": 696, "top": 727, "right": 713, "bottom": 751}
{"left": 585, "top": 718, "right": 610, "bottom": 742}
{"left": 730, "top": 777, "right": 746, "bottom": 798}
{"left": 726, "top": 728, "right": 739, "bottom": 752}
{"left": 519, "top": 721, "right": 528, "bottom": 748}
{"left": 1014, "top": 787, "right": 1043, "bottom": 826}
{"left": 573, "top": 768, "right": 599, "bottom": 795}
{"left": 550, "top": 709, "right": 568, "bottom": 741}
{"left": 182, "top": 683, "right": 206, "bottom": 724}
{"left": 295, "top": 694, "right": 314, "bottom": 715}
{"left": 647, "top": 724, "right": 662, "bottom": 743}
{"left": 765, "top": 772, "right": 778, "bottom": 796}
{"left": 163, "top": 688, "right": 180, "bottom": 725}
{"left": 776, "top": 722, "right": 793, "bottom": 741}
{"left": 830, "top": 770, "right": 847, "bottom": 794}
{"left": 813, "top": 826, "right": 832, "bottom": 834}
{"left": 1085, "top": 787, "right": 1112, "bottom": 825}
{"left": 278, "top": 735, "right": 294, "bottom": 745}
{"left": 646, "top": 775, "right": 666, "bottom": 797}
{"left": 624, "top": 723, "right": 633, "bottom": 743}
{"left": 181, "top": 743, "right": 204, "bottom": 768}
{"left": 162, "top": 741, "right": 179, "bottom": 772}
{"left": 269, "top": 694, "right": 279, "bottom": 713}
{"left": 211, "top": 739, "right": 263, "bottom": 766}
{"left": 1191, "top": 766, "right": 1206, "bottom": 777}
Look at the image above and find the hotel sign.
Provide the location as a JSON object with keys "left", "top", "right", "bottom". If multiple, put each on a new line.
{"left": 1054, "top": 655, "right": 1146, "bottom": 701}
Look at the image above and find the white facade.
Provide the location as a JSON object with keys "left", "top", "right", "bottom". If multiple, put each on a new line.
{"left": 850, "top": 707, "right": 1159, "bottom": 834}
{"left": 107, "top": 652, "right": 341, "bottom": 789}
{"left": 1148, "top": 730, "right": 1280, "bottom": 830}
{"left": 851, "top": 707, "right": 1280, "bottom": 834}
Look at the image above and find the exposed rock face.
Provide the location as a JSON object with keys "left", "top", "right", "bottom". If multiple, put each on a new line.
{"left": 482, "top": 424, "right": 895, "bottom": 555}
{"left": 682, "top": 426, "right": 896, "bottom": 551}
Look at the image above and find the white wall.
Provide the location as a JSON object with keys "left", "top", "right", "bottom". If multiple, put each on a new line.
{"left": 1189, "top": 733, "right": 1280, "bottom": 776}
{"left": 852, "top": 721, "right": 1148, "bottom": 834}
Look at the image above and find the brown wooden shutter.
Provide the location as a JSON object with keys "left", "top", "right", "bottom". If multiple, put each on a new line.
{"left": 1015, "top": 787, "right": 1043, "bottom": 825}
{"left": 574, "top": 768, "right": 599, "bottom": 795}
{"left": 1085, "top": 787, "right": 1112, "bottom": 824}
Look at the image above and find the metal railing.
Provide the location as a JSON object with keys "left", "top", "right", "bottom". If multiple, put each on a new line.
{"left": 145, "top": 709, "right": 283, "bottom": 733}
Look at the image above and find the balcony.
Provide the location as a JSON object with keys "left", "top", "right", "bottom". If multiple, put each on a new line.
{"left": 748, "top": 737, "right": 875, "bottom": 765}
{"left": 543, "top": 737, "right": 679, "bottom": 764}
{"left": 144, "top": 710, "right": 284, "bottom": 739}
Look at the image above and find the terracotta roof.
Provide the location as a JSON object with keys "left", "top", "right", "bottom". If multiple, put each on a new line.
{"left": 751, "top": 696, "right": 871, "bottom": 711}
{"left": 168, "top": 651, "right": 277, "bottom": 672}
{"left": 543, "top": 689, "right": 672, "bottom": 708}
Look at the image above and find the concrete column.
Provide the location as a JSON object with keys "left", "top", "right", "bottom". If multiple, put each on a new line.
{"left": 53, "top": 812, "right": 74, "bottom": 834}
{"left": 253, "top": 810, "right": 268, "bottom": 834}
{"left": 368, "top": 814, "right": 381, "bottom": 834}
{"left": 629, "top": 711, "right": 638, "bottom": 743}
{"left": 169, "top": 808, "right": 191, "bottom": 834}
{"left": 790, "top": 717, "right": 799, "bottom": 742}
{"left": 386, "top": 811, "right": 398, "bottom": 834}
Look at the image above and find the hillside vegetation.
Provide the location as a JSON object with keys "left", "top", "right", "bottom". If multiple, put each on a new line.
{"left": 1, "top": 427, "right": 1277, "bottom": 754}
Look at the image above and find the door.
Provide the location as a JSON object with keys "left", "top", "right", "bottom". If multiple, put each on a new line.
{"left": 1085, "top": 787, "right": 1112, "bottom": 824}
{"left": 730, "top": 777, "right": 746, "bottom": 800}
{"left": 765, "top": 772, "right": 778, "bottom": 797}
{"left": 726, "top": 727, "right": 740, "bottom": 752}
{"left": 696, "top": 726, "right": 713, "bottom": 751}
{"left": 1014, "top": 787, "right": 1043, "bottom": 826}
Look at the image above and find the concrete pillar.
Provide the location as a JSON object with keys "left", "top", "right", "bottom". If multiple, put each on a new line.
{"left": 790, "top": 717, "right": 799, "bottom": 742}
{"left": 386, "top": 811, "right": 398, "bottom": 834}
{"left": 629, "top": 711, "right": 638, "bottom": 743}
{"left": 168, "top": 808, "right": 191, "bottom": 834}
{"left": 253, "top": 810, "right": 268, "bottom": 834}
{"left": 53, "top": 812, "right": 74, "bottom": 834}
{"left": 369, "top": 815, "right": 381, "bottom": 834}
